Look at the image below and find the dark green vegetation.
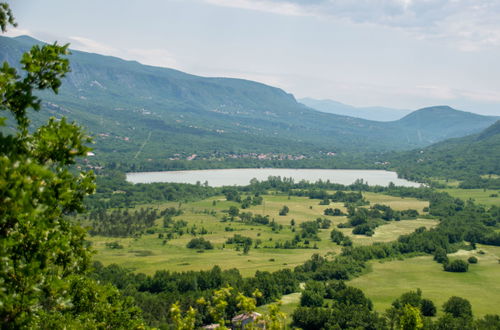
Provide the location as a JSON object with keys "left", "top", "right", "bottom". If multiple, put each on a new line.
{"left": 0, "top": 36, "right": 497, "bottom": 172}
{"left": 0, "top": 6, "right": 144, "bottom": 327}
{"left": 391, "top": 120, "right": 500, "bottom": 189}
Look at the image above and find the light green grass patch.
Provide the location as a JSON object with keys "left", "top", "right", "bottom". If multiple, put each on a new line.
{"left": 439, "top": 188, "right": 500, "bottom": 207}
{"left": 90, "top": 192, "right": 433, "bottom": 276}
{"left": 349, "top": 245, "right": 500, "bottom": 317}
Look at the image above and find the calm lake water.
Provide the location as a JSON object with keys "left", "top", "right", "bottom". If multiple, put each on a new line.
{"left": 126, "top": 168, "right": 421, "bottom": 187}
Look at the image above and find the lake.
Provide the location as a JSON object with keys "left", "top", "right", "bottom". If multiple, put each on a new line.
{"left": 126, "top": 168, "right": 421, "bottom": 187}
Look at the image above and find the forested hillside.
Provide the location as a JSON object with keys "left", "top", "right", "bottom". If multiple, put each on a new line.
{"left": 0, "top": 36, "right": 497, "bottom": 168}
{"left": 391, "top": 120, "right": 500, "bottom": 188}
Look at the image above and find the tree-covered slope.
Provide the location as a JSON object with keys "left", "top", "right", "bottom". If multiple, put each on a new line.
{"left": 391, "top": 120, "right": 500, "bottom": 185}
{"left": 391, "top": 106, "right": 499, "bottom": 145}
{"left": 1, "top": 36, "right": 497, "bottom": 166}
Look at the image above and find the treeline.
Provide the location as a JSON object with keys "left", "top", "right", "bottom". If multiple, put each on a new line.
{"left": 84, "top": 170, "right": 217, "bottom": 209}
{"left": 99, "top": 153, "right": 380, "bottom": 173}
{"left": 91, "top": 262, "right": 298, "bottom": 328}
{"left": 87, "top": 207, "right": 160, "bottom": 237}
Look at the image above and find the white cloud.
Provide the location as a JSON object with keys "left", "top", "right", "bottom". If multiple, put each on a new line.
{"left": 68, "top": 36, "right": 117, "bottom": 56}
{"left": 4, "top": 27, "right": 32, "bottom": 37}
{"left": 202, "top": 0, "right": 500, "bottom": 51}
{"left": 68, "top": 36, "right": 180, "bottom": 70}
{"left": 126, "top": 48, "right": 178, "bottom": 69}
{"left": 204, "top": 0, "right": 306, "bottom": 16}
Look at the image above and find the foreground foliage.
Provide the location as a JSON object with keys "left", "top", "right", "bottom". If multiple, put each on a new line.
{"left": 0, "top": 5, "right": 144, "bottom": 327}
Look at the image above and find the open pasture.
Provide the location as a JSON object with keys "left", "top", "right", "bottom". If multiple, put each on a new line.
{"left": 440, "top": 188, "right": 500, "bottom": 207}
{"left": 90, "top": 192, "right": 436, "bottom": 276}
{"left": 349, "top": 244, "right": 500, "bottom": 317}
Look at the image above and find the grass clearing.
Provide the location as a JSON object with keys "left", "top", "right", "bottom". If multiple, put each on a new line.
{"left": 90, "top": 192, "right": 436, "bottom": 276}
{"left": 439, "top": 188, "right": 500, "bottom": 206}
{"left": 349, "top": 244, "right": 500, "bottom": 317}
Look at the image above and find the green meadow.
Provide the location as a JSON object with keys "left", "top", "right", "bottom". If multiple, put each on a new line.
{"left": 349, "top": 245, "right": 500, "bottom": 317}
{"left": 439, "top": 188, "right": 500, "bottom": 206}
{"left": 88, "top": 189, "right": 500, "bottom": 317}
{"left": 89, "top": 192, "right": 431, "bottom": 276}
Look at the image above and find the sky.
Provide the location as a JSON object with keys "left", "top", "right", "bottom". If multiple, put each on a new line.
{"left": 6, "top": 0, "right": 500, "bottom": 116}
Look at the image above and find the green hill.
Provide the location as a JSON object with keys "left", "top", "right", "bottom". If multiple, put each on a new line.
{"left": 391, "top": 120, "right": 500, "bottom": 187}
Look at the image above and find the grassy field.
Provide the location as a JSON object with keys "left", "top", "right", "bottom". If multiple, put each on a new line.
{"left": 349, "top": 245, "right": 500, "bottom": 317}
{"left": 439, "top": 188, "right": 500, "bottom": 207}
{"left": 90, "top": 192, "right": 431, "bottom": 276}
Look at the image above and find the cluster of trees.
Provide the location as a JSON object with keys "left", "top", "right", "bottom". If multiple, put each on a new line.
{"left": 87, "top": 207, "right": 160, "bottom": 237}
{"left": 336, "top": 203, "right": 419, "bottom": 237}
{"left": 91, "top": 262, "right": 297, "bottom": 327}
{"left": 85, "top": 170, "right": 217, "bottom": 209}
{"left": 186, "top": 237, "right": 214, "bottom": 250}
{"left": 236, "top": 212, "right": 270, "bottom": 225}
{"left": 330, "top": 229, "right": 353, "bottom": 246}
{"left": 222, "top": 188, "right": 263, "bottom": 209}
{"left": 324, "top": 207, "right": 345, "bottom": 216}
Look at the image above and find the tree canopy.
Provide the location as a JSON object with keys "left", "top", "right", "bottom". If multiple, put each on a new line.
{"left": 0, "top": 4, "right": 143, "bottom": 327}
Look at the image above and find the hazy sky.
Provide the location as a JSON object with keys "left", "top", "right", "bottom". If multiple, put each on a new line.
{"left": 7, "top": 0, "right": 500, "bottom": 115}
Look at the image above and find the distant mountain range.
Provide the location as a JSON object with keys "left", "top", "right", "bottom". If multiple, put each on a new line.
{"left": 1, "top": 35, "right": 498, "bottom": 165}
{"left": 299, "top": 97, "right": 411, "bottom": 121}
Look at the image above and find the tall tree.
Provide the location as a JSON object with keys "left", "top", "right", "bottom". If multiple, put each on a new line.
{"left": 0, "top": 4, "right": 143, "bottom": 327}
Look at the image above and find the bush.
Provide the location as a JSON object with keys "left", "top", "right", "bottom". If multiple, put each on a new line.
{"left": 443, "top": 296, "right": 472, "bottom": 318}
{"left": 444, "top": 259, "right": 469, "bottom": 272}
{"left": 468, "top": 256, "right": 478, "bottom": 264}
{"left": 352, "top": 224, "right": 374, "bottom": 236}
{"left": 433, "top": 247, "right": 448, "bottom": 264}
{"left": 105, "top": 241, "right": 124, "bottom": 249}
{"left": 421, "top": 298, "right": 437, "bottom": 316}
{"left": 186, "top": 237, "right": 214, "bottom": 250}
{"left": 279, "top": 205, "right": 290, "bottom": 216}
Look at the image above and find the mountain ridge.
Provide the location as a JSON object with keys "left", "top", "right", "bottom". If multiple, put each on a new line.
{"left": 1, "top": 35, "right": 498, "bottom": 165}
{"left": 299, "top": 97, "right": 412, "bottom": 121}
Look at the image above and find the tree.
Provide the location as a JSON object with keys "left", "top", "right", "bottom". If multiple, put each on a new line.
{"left": 399, "top": 304, "right": 423, "bottom": 330}
{"left": 433, "top": 247, "right": 448, "bottom": 264}
{"left": 420, "top": 298, "right": 437, "bottom": 317}
{"left": 228, "top": 205, "right": 239, "bottom": 217}
{"left": 279, "top": 205, "right": 289, "bottom": 216}
{"left": 443, "top": 296, "right": 473, "bottom": 318}
{"left": 0, "top": 4, "right": 143, "bottom": 327}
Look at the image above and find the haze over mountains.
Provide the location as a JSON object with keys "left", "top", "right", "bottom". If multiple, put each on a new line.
{"left": 1, "top": 35, "right": 498, "bottom": 163}
{"left": 299, "top": 98, "right": 412, "bottom": 121}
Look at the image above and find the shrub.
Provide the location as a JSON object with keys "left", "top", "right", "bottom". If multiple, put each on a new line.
{"left": 186, "top": 237, "right": 214, "bottom": 250}
{"left": 444, "top": 259, "right": 469, "bottom": 272}
{"left": 443, "top": 296, "right": 472, "bottom": 318}
{"left": 467, "top": 256, "right": 478, "bottom": 264}
{"left": 420, "top": 299, "right": 437, "bottom": 316}
{"left": 433, "top": 247, "right": 448, "bottom": 264}
{"left": 105, "top": 241, "right": 124, "bottom": 249}
{"left": 279, "top": 205, "right": 290, "bottom": 216}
